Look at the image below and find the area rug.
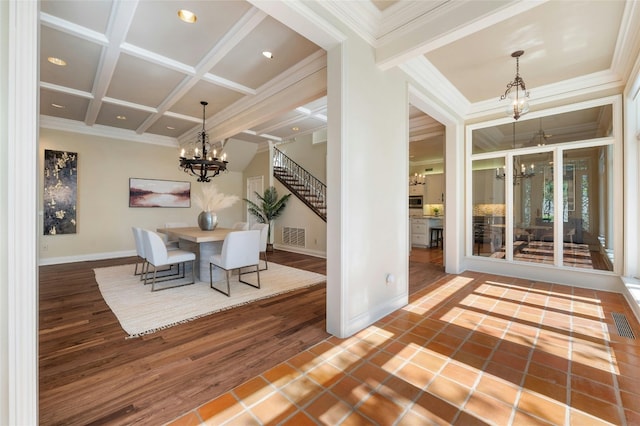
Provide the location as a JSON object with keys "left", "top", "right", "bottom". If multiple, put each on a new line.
{"left": 94, "top": 263, "right": 326, "bottom": 338}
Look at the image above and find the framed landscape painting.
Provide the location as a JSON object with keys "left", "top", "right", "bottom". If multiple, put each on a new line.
{"left": 129, "top": 178, "right": 191, "bottom": 208}
{"left": 44, "top": 149, "right": 78, "bottom": 235}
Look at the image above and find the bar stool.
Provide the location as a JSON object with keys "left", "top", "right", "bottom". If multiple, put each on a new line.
{"left": 430, "top": 227, "right": 443, "bottom": 248}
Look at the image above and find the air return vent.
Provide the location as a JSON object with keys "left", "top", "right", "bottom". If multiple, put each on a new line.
{"left": 283, "top": 227, "right": 306, "bottom": 248}
{"left": 612, "top": 313, "right": 636, "bottom": 339}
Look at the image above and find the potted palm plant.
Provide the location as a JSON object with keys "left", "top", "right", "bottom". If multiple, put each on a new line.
{"left": 244, "top": 186, "right": 291, "bottom": 251}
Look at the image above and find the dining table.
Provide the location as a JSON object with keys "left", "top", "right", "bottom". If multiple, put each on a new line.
{"left": 157, "top": 226, "right": 232, "bottom": 282}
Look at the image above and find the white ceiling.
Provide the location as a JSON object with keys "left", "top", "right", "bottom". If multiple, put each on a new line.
{"left": 39, "top": 0, "right": 640, "bottom": 167}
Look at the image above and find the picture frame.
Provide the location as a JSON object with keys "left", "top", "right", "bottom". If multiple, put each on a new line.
{"left": 44, "top": 149, "right": 78, "bottom": 235}
{"left": 129, "top": 178, "right": 191, "bottom": 208}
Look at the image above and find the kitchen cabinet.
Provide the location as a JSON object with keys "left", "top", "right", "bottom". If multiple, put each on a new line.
{"left": 411, "top": 217, "right": 444, "bottom": 247}
{"left": 409, "top": 184, "right": 426, "bottom": 196}
{"left": 472, "top": 169, "right": 505, "bottom": 204}
{"left": 425, "top": 173, "right": 444, "bottom": 204}
{"left": 410, "top": 218, "right": 428, "bottom": 247}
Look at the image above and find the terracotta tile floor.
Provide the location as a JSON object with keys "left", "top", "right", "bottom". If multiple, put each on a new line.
{"left": 167, "top": 272, "right": 640, "bottom": 425}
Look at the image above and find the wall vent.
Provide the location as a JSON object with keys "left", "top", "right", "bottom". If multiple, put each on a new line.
{"left": 283, "top": 227, "right": 306, "bottom": 248}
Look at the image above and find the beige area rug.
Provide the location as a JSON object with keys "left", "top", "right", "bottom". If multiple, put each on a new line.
{"left": 94, "top": 263, "right": 326, "bottom": 338}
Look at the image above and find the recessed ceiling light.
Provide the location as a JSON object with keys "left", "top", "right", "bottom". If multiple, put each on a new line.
{"left": 292, "top": 127, "right": 299, "bottom": 131}
{"left": 116, "top": 115, "right": 126, "bottom": 120}
{"left": 178, "top": 9, "right": 197, "bottom": 23}
{"left": 51, "top": 103, "right": 65, "bottom": 109}
{"left": 262, "top": 51, "right": 274, "bottom": 59}
{"left": 47, "top": 57, "right": 67, "bottom": 66}
{"left": 166, "top": 126, "right": 176, "bottom": 130}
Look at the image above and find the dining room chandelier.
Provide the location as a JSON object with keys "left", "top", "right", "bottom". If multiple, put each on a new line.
{"left": 409, "top": 173, "right": 425, "bottom": 186}
{"left": 496, "top": 121, "right": 535, "bottom": 183}
{"left": 179, "top": 101, "right": 228, "bottom": 183}
{"left": 500, "top": 50, "right": 530, "bottom": 121}
{"left": 495, "top": 160, "right": 536, "bottom": 182}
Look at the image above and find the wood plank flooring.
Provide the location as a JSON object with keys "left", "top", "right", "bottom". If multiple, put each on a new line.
{"left": 39, "top": 249, "right": 445, "bottom": 425}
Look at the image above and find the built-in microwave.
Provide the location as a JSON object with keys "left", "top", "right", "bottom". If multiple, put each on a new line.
{"left": 409, "top": 195, "right": 423, "bottom": 209}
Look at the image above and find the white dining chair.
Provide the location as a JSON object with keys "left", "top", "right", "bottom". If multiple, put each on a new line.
{"left": 141, "top": 229, "right": 196, "bottom": 291}
{"left": 209, "top": 230, "right": 261, "bottom": 297}
{"left": 251, "top": 223, "right": 269, "bottom": 270}
{"left": 131, "top": 227, "right": 148, "bottom": 277}
{"left": 133, "top": 226, "right": 181, "bottom": 280}
{"left": 163, "top": 222, "right": 188, "bottom": 248}
{"left": 232, "top": 222, "right": 249, "bottom": 231}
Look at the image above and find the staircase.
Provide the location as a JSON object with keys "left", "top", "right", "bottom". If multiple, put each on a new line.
{"left": 273, "top": 148, "right": 327, "bottom": 222}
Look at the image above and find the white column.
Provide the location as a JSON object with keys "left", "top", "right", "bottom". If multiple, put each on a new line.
{"left": 326, "top": 34, "right": 409, "bottom": 338}
{"left": 1, "top": 0, "right": 39, "bottom": 424}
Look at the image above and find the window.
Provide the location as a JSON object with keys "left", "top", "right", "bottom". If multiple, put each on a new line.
{"left": 468, "top": 100, "right": 616, "bottom": 272}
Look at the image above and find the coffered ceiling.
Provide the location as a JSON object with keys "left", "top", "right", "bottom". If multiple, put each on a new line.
{"left": 39, "top": 0, "right": 640, "bottom": 166}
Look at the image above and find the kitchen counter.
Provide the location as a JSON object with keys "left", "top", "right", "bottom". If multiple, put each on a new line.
{"left": 410, "top": 216, "right": 443, "bottom": 247}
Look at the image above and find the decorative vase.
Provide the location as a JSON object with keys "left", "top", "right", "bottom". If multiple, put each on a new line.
{"left": 197, "top": 211, "right": 218, "bottom": 231}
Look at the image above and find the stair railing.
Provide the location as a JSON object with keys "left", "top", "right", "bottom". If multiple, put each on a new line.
{"left": 273, "top": 147, "right": 326, "bottom": 221}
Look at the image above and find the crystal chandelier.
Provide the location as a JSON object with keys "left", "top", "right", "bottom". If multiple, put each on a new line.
{"left": 179, "top": 101, "right": 228, "bottom": 183}
{"left": 500, "top": 50, "right": 530, "bottom": 121}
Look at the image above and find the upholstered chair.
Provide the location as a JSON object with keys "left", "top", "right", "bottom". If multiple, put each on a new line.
{"left": 209, "top": 230, "right": 260, "bottom": 297}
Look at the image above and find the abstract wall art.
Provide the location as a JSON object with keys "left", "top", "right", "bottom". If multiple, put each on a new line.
{"left": 129, "top": 178, "right": 191, "bottom": 208}
{"left": 44, "top": 149, "right": 78, "bottom": 235}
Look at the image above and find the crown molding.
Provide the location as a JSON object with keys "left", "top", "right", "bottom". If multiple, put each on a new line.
{"left": 467, "top": 69, "right": 624, "bottom": 121}
{"left": 311, "top": 0, "right": 380, "bottom": 47}
{"left": 376, "top": 0, "right": 547, "bottom": 71}
{"left": 40, "top": 115, "right": 178, "bottom": 147}
{"left": 401, "top": 56, "right": 469, "bottom": 120}
{"left": 178, "top": 50, "right": 327, "bottom": 144}
{"left": 248, "top": 0, "right": 347, "bottom": 50}
{"left": 611, "top": 0, "right": 640, "bottom": 84}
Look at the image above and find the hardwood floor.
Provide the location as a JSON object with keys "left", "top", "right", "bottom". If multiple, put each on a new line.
{"left": 39, "top": 249, "right": 445, "bottom": 425}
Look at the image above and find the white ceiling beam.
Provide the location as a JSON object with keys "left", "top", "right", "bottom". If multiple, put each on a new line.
{"left": 40, "top": 12, "right": 108, "bottom": 46}
{"left": 180, "top": 50, "right": 327, "bottom": 143}
{"left": 84, "top": 0, "right": 139, "bottom": 126}
{"left": 376, "top": 0, "right": 548, "bottom": 71}
{"left": 40, "top": 81, "right": 93, "bottom": 99}
{"left": 135, "top": 7, "right": 266, "bottom": 135}
{"left": 248, "top": 0, "right": 347, "bottom": 50}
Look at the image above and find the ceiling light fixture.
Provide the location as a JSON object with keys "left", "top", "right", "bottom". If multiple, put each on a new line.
{"left": 291, "top": 127, "right": 299, "bottom": 131}
{"left": 262, "top": 51, "right": 274, "bottom": 59}
{"left": 500, "top": 50, "right": 530, "bottom": 121}
{"left": 496, "top": 122, "right": 535, "bottom": 183}
{"left": 116, "top": 115, "right": 126, "bottom": 120}
{"left": 179, "top": 101, "right": 228, "bottom": 183}
{"left": 178, "top": 9, "right": 197, "bottom": 23}
{"left": 51, "top": 103, "right": 65, "bottom": 109}
{"left": 530, "top": 118, "right": 552, "bottom": 146}
{"left": 47, "top": 57, "right": 67, "bottom": 66}
{"left": 409, "top": 173, "right": 425, "bottom": 186}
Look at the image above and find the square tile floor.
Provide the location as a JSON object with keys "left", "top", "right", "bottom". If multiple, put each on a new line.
{"left": 167, "top": 272, "right": 640, "bottom": 425}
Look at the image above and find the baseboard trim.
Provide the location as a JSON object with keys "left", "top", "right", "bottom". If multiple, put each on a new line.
{"left": 343, "top": 292, "right": 408, "bottom": 338}
{"left": 272, "top": 244, "right": 327, "bottom": 259}
{"left": 39, "top": 250, "right": 136, "bottom": 266}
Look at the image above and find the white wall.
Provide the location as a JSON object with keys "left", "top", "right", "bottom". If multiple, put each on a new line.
{"left": 39, "top": 128, "right": 244, "bottom": 264}
{"left": 273, "top": 179, "right": 327, "bottom": 256}
{"left": 276, "top": 133, "right": 327, "bottom": 183}
{"left": 327, "top": 31, "right": 409, "bottom": 338}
